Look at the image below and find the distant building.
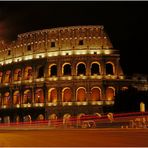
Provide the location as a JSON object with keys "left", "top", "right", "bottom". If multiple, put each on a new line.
{"left": 0, "top": 25, "right": 147, "bottom": 123}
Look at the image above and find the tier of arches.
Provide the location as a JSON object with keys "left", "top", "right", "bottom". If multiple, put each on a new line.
{"left": 49, "top": 61, "right": 115, "bottom": 77}
{"left": 0, "top": 112, "right": 102, "bottom": 124}
{"left": 0, "top": 86, "right": 115, "bottom": 107}
{"left": 0, "top": 61, "right": 116, "bottom": 84}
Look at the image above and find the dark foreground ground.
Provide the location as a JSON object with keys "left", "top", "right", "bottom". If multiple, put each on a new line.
{"left": 0, "top": 128, "right": 148, "bottom": 147}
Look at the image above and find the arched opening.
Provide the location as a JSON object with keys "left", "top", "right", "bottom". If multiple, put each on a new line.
{"left": 91, "top": 87, "right": 101, "bottom": 101}
{"left": 35, "top": 89, "right": 44, "bottom": 103}
{"left": 48, "top": 114, "right": 57, "bottom": 120}
{"left": 94, "top": 113, "right": 102, "bottom": 118}
{"left": 77, "top": 113, "right": 85, "bottom": 127}
{"left": 4, "top": 70, "right": 11, "bottom": 83}
{"left": 15, "top": 116, "right": 20, "bottom": 123}
{"left": 48, "top": 88, "right": 57, "bottom": 103}
{"left": 24, "top": 66, "right": 33, "bottom": 80}
{"left": 91, "top": 62, "right": 100, "bottom": 75}
{"left": 23, "top": 89, "right": 32, "bottom": 104}
{"left": 23, "top": 115, "right": 32, "bottom": 122}
{"left": 37, "top": 114, "right": 44, "bottom": 121}
{"left": 14, "top": 69, "right": 22, "bottom": 81}
{"left": 106, "top": 62, "right": 114, "bottom": 75}
{"left": 106, "top": 87, "right": 115, "bottom": 100}
{"left": 63, "top": 63, "right": 71, "bottom": 76}
{"left": 3, "top": 116, "right": 10, "bottom": 123}
{"left": 62, "top": 87, "right": 72, "bottom": 102}
{"left": 63, "top": 114, "right": 71, "bottom": 126}
{"left": 77, "top": 63, "right": 86, "bottom": 76}
{"left": 3, "top": 92, "right": 11, "bottom": 106}
{"left": 37, "top": 66, "right": 44, "bottom": 78}
{"left": 49, "top": 64, "right": 57, "bottom": 77}
{"left": 0, "top": 71, "right": 3, "bottom": 83}
{"left": 76, "top": 87, "right": 86, "bottom": 102}
{"left": 48, "top": 114, "right": 58, "bottom": 126}
{"left": 121, "top": 86, "right": 128, "bottom": 91}
{"left": 13, "top": 91, "right": 21, "bottom": 105}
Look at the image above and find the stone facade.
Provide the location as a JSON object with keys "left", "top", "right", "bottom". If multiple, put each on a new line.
{"left": 0, "top": 25, "right": 146, "bottom": 123}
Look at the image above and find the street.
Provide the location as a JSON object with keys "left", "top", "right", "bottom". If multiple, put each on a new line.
{"left": 0, "top": 128, "right": 148, "bottom": 147}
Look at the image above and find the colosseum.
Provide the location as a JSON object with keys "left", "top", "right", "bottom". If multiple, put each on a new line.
{"left": 0, "top": 25, "right": 146, "bottom": 123}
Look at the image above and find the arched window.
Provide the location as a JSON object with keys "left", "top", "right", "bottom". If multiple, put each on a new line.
{"left": 14, "top": 69, "right": 22, "bottom": 81}
{"left": 48, "top": 114, "right": 58, "bottom": 126}
{"left": 24, "top": 66, "right": 32, "bottom": 80}
{"left": 49, "top": 64, "right": 57, "bottom": 77}
{"left": 37, "top": 66, "right": 44, "bottom": 78}
{"left": 3, "top": 92, "right": 11, "bottom": 106}
{"left": 77, "top": 113, "right": 85, "bottom": 126}
{"left": 35, "top": 89, "right": 44, "bottom": 103}
{"left": 37, "top": 114, "right": 44, "bottom": 121}
{"left": 91, "top": 63, "right": 100, "bottom": 75}
{"left": 48, "top": 88, "right": 57, "bottom": 103}
{"left": 23, "top": 115, "right": 32, "bottom": 122}
{"left": 91, "top": 87, "right": 101, "bottom": 101}
{"left": 48, "top": 114, "right": 57, "bottom": 120}
{"left": 13, "top": 91, "right": 21, "bottom": 105}
{"left": 4, "top": 70, "right": 11, "bottom": 83}
{"left": 23, "top": 89, "right": 32, "bottom": 104}
{"left": 77, "top": 63, "right": 86, "bottom": 76}
{"left": 63, "top": 114, "right": 71, "bottom": 125}
{"left": 121, "top": 86, "right": 128, "bottom": 91}
{"left": 63, "top": 64, "right": 71, "bottom": 76}
{"left": 3, "top": 116, "right": 10, "bottom": 123}
{"left": 106, "top": 87, "right": 115, "bottom": 100}
{"left": 76, "top": 87, "right": 86, "bottom": 102}
{"left": 106, "top": 62, "right": 114, "bottom": 75}
{"left": 62, "top": 87, "right": 72, "bottom": 102}
{"left": 15, "top": 116, "right": 20, "bottom": 123}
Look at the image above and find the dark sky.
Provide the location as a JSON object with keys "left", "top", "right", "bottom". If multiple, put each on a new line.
{"left": 0, "top": 1, "right": 148, "bottom": 76}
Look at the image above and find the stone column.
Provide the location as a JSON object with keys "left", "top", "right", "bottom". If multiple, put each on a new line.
{"left": 32, "top": 86, "right": 35, "bottom": 104}
{"left": 86, "top": 60, "right": 91, "bottom": 76}
{"left": 72, "top": 84, "right": 76, "bottom": 103}
{"left": 57, "top": 58, "right": 62, "bottom": 77}
{"left": 57, "top": 87, "right": 62, "bottom": 105}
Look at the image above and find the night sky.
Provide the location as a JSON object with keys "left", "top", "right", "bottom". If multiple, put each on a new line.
{"left": 0, "top": 1, "right": 148, "bottom": 76}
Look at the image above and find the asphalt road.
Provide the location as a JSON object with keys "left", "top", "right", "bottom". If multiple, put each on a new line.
{"left": 0, "top": 128, "right": 148, "bottom": 147}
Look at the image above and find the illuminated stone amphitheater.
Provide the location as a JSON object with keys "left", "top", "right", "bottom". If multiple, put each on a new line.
{"left": 0, "top": 25, "right": 142, "bottom": 123}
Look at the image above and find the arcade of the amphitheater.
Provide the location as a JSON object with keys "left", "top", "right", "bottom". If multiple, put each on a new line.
{"left": 0, "top": 25, "right": 145, "bottom": 123}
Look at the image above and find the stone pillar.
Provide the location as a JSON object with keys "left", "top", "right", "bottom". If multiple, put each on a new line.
{"left": 10, "top": 88, "right": 13, "bottom": 108}
{"left": 32, "top": 64, "right": 36, "bottom": 80}
{"left": 22, "top": 66, "right": 25, "bottom": 81}
{"left": 86, "top": 80, "right": 91, "bottom": 102}
{"left": 11, "top": 68, "right": 14, "bottom": 83}
{"left": 86, "top": 60, "right": 91, "bottom": 76}
{"left": 32, "top": 86, "right": 35, "bottom": 104}
{"left": 20, "top": 87, "right": 23, "bottom": 105}
{"left": 72, "top": 84, "right": 76, "bottom": 103}
{"left": 44, "top": 85, "right": 48, "bottom": 105}
{"left": 57, "top": 87, "right": 62, "bottom": 105}
{"left": 72, "top": 62, "right": 77, "bottom": 76}
{"left": 101, "top": 57, "right": 106, "bottom": 76}
{"left": 57, "top": 58, "right": 62, "bottom": 77}
{"left": 101, "top": 82, "right": 106, "bottom": 100}
{"left": 44, "top": 61, "right": 49, "bottom": 79}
